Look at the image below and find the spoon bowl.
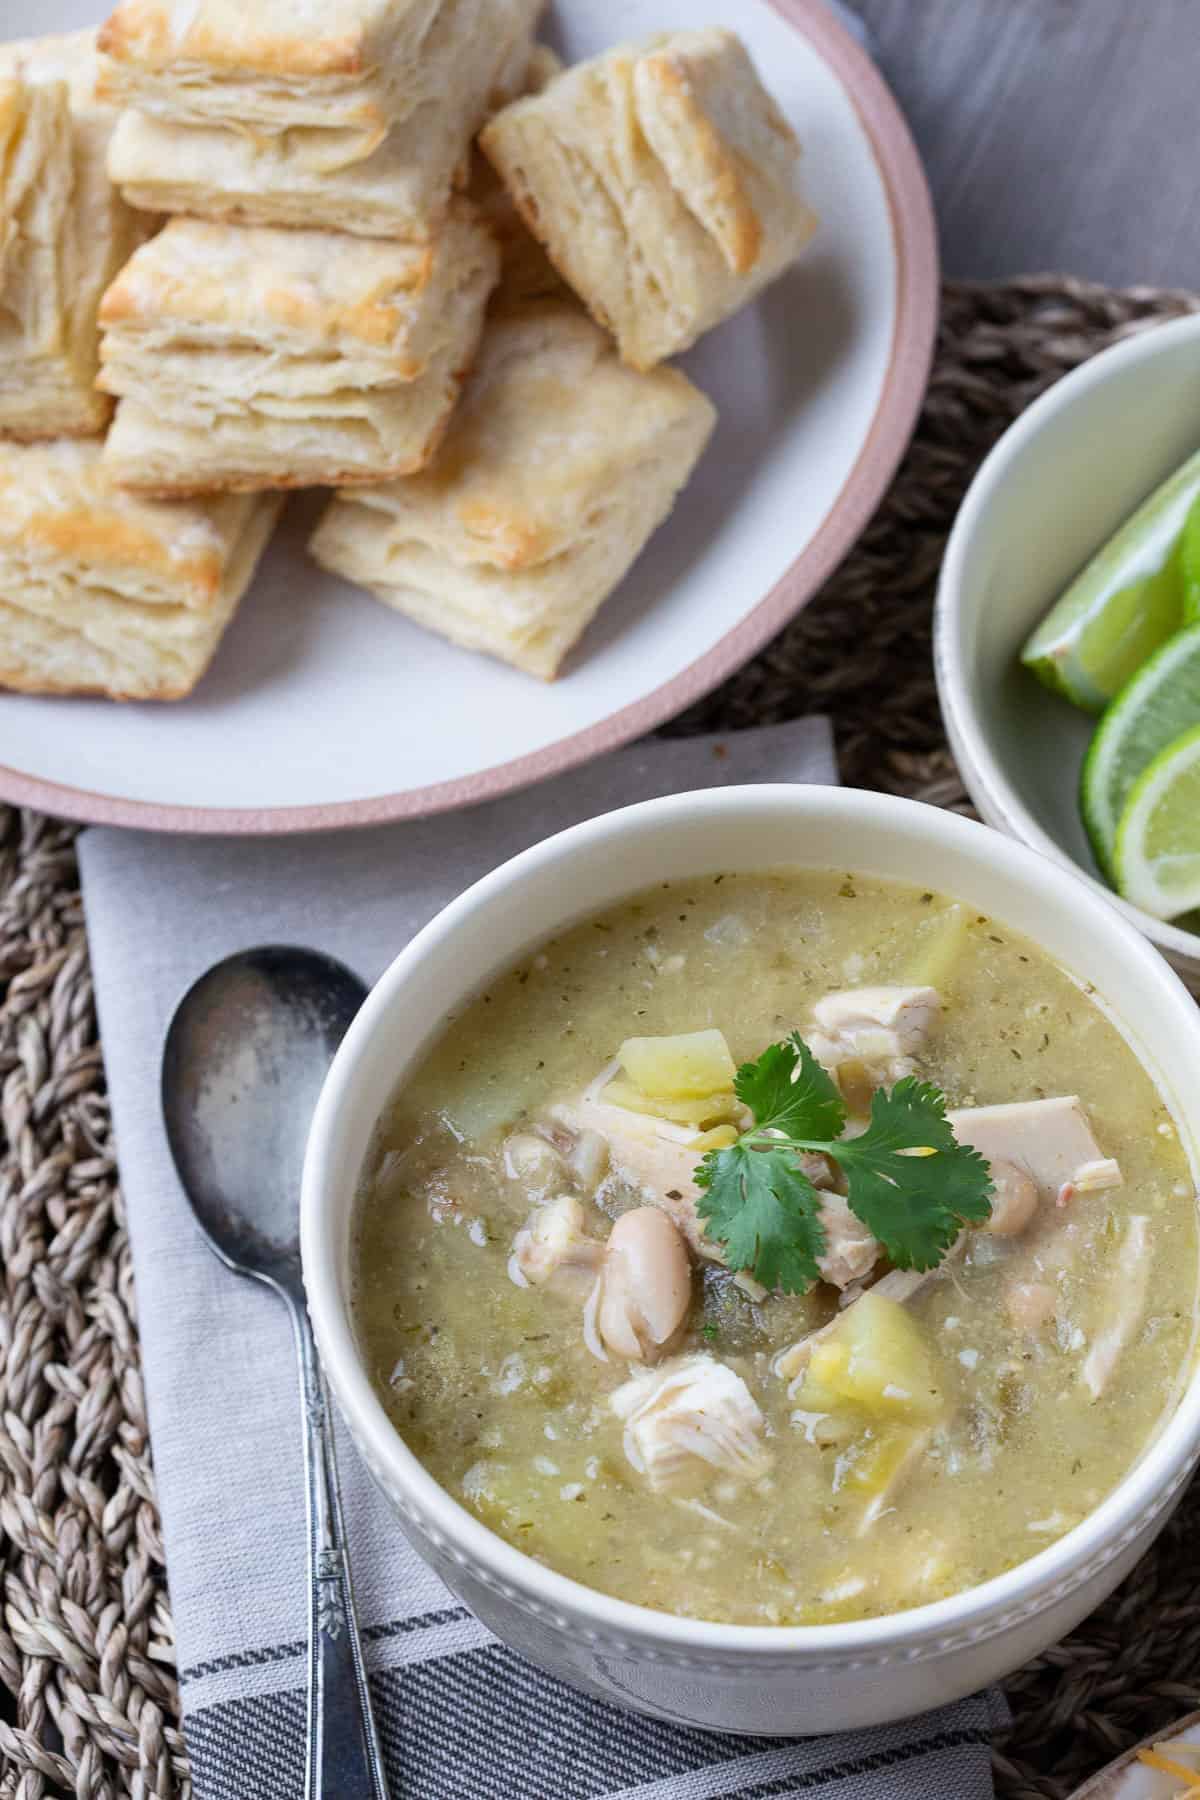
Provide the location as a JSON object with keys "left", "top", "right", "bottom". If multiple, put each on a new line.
{"left": 162, "top": 945, "right": 388, "bottom": 1800}
{"left": 162, "top": 945, "right": 367, "bottom": 1281}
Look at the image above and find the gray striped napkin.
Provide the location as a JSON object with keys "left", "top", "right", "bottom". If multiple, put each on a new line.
{"left": 78, "top": 717, "right": 1008, "bottom": 1799}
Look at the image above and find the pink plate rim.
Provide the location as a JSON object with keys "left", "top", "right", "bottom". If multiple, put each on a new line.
{"left": 0, "top": 0, "right": 939, "bottom": 836}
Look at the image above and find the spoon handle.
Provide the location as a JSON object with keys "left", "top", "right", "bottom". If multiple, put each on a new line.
{"left": 290, "top": 1295, "right": 391, "bottom": 1800}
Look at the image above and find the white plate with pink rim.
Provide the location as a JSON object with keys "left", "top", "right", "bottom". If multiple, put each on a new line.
{"left": 0, "top": 0, "right": 937, "bottom": 834}
{"left": 1070, "top": 1713, "right": 1200, "bottom": 1798}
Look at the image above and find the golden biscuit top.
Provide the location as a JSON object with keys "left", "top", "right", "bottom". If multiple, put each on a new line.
{"left": 0, "top": 30, "right": 117, "bottom": 122}
{"left": 97, "top": 0, "right": 414, "bottom": 77}
{"left": 357, "top": 302, "right": 715, "bottom": 571}
{"left": 483, "top": 27, "right": 805, "bottom": 285}
{"left": 98, "top": 213, "right": 493, "bottom": 361}
{"left": 0, "top": 439, "right": 264, "bottom": 607}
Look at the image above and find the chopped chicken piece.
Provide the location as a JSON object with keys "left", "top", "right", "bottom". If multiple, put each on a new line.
{"left": 502, "top": 1132, "right": 568, "bottom": 1199}
{"left": 816, "top": 1190, "right": 881, "bottom": 1289}
{"left": 799, "top": 1151, "right": 836, "bottom": 1188}
{"left": 812, "top": 985, "right": 941, "bottom": 1054}
{"left": 611, "top": 1353, "right": 771, "bottom": 1491}
{"left": 588, "top": 1207, "right": 692, "bottom": 1365}
{"left": 554, "top": 1091, "right": 875, "bottom": 1296}
{"left": 949, "top": 1097, "right": 1122, "bottom": 1210}
{"left": 508, "top": 1195, "right": 603, "bottom": 1289}
{"left": 532, "top": 1120, "right": 610, "bottom": 1194}
{"left": 1081, "top": 1215, "right": 1152, "bottom": 1399}
{"left": 808, "top": 985, "right": 941, "bottom": 1090}
{"left": 550, "top": 1093, "right": 717, "bottom": 1257}
{"left": 568, "top": 1127, "right": 610, "bottom": 1192}
{"left": 774, "top": 1104, "right": 1117, "bottom": 1382}
{"left": 869, "top": 1267, "right": 937, "bottom": 1307}
{"left": 983, "top": 1160, "right": 1040, "bottom": 1236}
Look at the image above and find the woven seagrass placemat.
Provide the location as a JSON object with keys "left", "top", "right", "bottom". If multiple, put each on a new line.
{"left": 3, "top": 275, "right": 1200, "bottom": 1800}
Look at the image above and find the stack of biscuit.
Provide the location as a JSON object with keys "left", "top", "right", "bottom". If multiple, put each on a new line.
{"left": 92, "top": 0, "right": 529, "bottom": 499}
{"left": 0, "top": 1, "right": 544, "bottom": 700}
{"left": 97, "top": 209, "right": 499, "bottom": 495}
{"left": 0, "top": 14, "right": 818, "bottom": 700}
{"left": 0, "top": 30, "right": 281, "bottom": 701}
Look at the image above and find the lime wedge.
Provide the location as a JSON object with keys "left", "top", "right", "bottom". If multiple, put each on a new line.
{"left": 1113, "top": 722, "right": 1200, "bottom": 920}
{"left": 1081, "top": 623, "right": 1200, "bottom": 878}
{"left": 1022, "top": 448, "right": 1200, "bottom": 711}
{"left": 1180, "top": 491, "right": 1200, "bottom": 625}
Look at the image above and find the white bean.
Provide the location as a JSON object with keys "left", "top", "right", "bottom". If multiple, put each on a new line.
{"left": 595, "top": 1208, "right": 691, "bottom": 1363}
{"left": 984, "top": 1159, "right": 1040, "bottom": 1237}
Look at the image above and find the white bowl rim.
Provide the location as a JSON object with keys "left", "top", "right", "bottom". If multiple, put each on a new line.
{"left": 302, "top": 782, "right": 1200, "bottom": 1656}
{"left": 934, "top": 309, "right": 1200, "bottom": 969}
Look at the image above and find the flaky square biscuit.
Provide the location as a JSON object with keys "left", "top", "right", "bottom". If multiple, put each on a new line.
{"left": 104, "top": 0, "right": 543, "bottom": 239}
{"left": 480, "top": 28, "right": 818, "bottom": 368}
{"left": 308, "top": 302, "right": 716, "bottom": 678}
{"left": 98, "top": 208, "right": 499, "bottom": 495}
{"left": 98, "top": 0, "right": 541, "bottom": 175}
{"left": 0, "top": 440, "right": 281, "bottom": 700}
{"left": 98, "top": 0, "right": 443, "bottom": 169}
{"left": 0, "top": 32, "right": 148, "bottom": 439}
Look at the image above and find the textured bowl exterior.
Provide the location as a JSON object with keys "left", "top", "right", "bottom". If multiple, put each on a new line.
{"left": 934, "top": 313, "right": 1200, "bottom": 992}
{"left": 302, "top": 786, "right": 1200, "bottom": 1734}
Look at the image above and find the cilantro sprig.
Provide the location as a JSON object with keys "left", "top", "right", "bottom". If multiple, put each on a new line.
{"left": 694, "top": 1034, "right": 993, "bottom": 1294}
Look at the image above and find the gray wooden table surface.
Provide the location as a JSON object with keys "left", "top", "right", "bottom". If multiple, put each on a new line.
{"left": 857, "top": 0, "right": 1200, "bottom": 287}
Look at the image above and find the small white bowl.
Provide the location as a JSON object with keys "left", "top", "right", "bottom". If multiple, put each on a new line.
{"left": 934, "top": 313, "right": 1200, "bottom": 991}
{"left": 301, "top": 785, "right": 1200, "bottom": 1736}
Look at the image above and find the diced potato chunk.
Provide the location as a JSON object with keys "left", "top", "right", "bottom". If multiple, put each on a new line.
{"left": 904, "top": 902, "right": 970, "bottom": 990}
{"left": 790, "top": 1371, "right": 845, "bottom": 1415}
{"left": 801, "top": 1293, "right": 944, "bottom": 1423}
{"left": 601, "top": 1074, "right": 738, "bottom": 1126}
{"left": 617, "top": 1029, "right": 737, "bottom": 1099}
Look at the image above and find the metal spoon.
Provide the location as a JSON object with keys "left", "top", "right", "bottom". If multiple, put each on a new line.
{"left": 161, "top": 945, "right": 389, "bottom": 1800}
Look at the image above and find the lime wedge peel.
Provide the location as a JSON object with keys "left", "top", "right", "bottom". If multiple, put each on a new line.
{"left": 1113, "top": 722, "right": 1200, "bottom": 921}
{"left": 1081, "top": 623, "right": 1200, "bottom": 879}
{"left": 1021, "top": 447, "right": 1200, "bottom": 712}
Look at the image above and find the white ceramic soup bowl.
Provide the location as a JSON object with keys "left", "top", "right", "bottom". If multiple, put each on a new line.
{"left": 302, "top": 784, "right": 1200, "bottom": 1735}
{"left": 934, "top": 312, "right": 1200, "bottom": 991}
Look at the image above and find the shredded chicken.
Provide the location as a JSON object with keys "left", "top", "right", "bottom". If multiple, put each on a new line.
{"left": 550, "top": 1092, "right": 716, "bottom": 1257}
{"left": 502, "top": 1132, "right": 568, "bottom": 1199}
{"left": 552, "top": 1091, "right": 883, "bottom": 1296}
{"left": 507, "top": 1195, "right": 603, "bottom": 1289}
{"left": 610, "top": 1354, "right": 771, "bottom": 1491}
{"left": 772, "top": 1095, "right": 1118, "bottom": 1382}
{"left": 816, "top": 1189, "right": 881, "bottom": 1289}
{"left": 1081, "top": 1214, "right": 1152, "bottom": 1399}
{"left": 808, "top": 984, "right": 941, "bottom": 1089}
{"left": 949, "top": 1096, "right": 1121, "bottom": 1208}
